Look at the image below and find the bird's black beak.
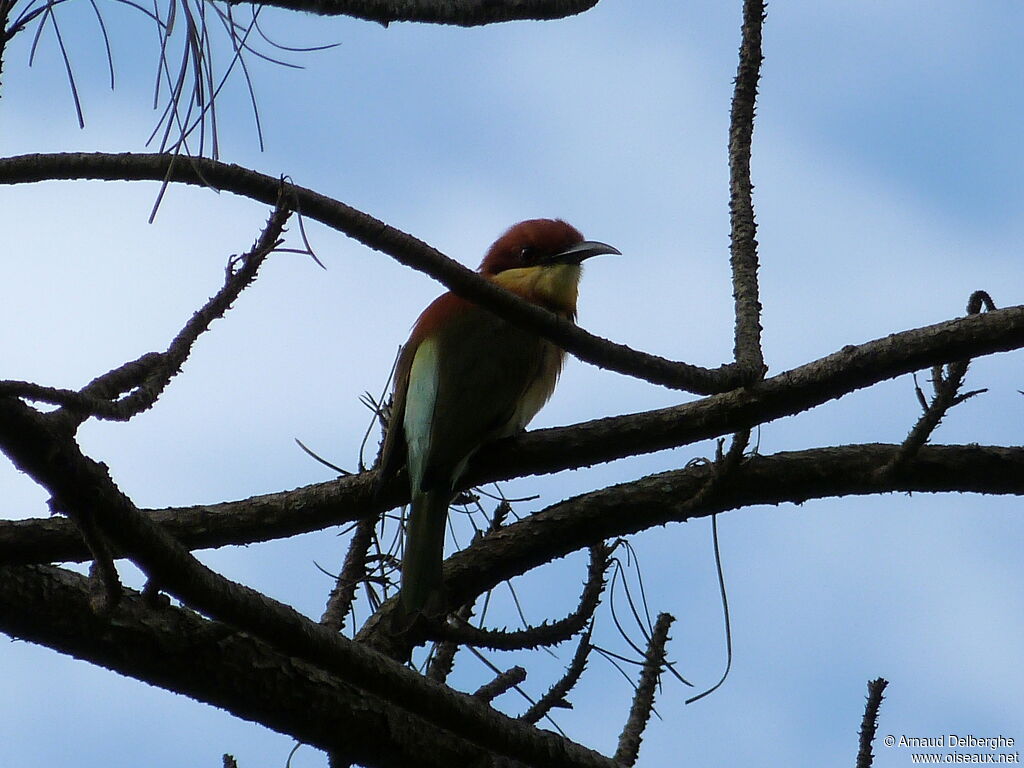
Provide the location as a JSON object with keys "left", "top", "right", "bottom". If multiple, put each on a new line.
{"left": 550, "top": 240, "right": 622, "bottom": 265}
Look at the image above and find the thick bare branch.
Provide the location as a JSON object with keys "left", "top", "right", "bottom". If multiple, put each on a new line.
{"left": 8, "top": 442, "right": 1020, "bottom": 646}
{"left": 353, "top": 442, "right": 1024, "bottom": 642}
{"left": 882, "top": 291, "right": 996, "bottom": 476}
{"left": 448, "top": 443, "right": 1024, "bottom": 604}
{"left": 473, "top": 304, "right": 1024, "bottom": 481}
{"left": 0, "top": 472, "right": 381, "bottom": 565}
{"left": 0, "top": 563, "right": 529, "bottom": 768}
{"left": 0, "top": 151, "right": 746, "bottom": 395}
{"left": 226, "top": 0, "right": 601, "bottom": 26}
{"left": 3, "top": 286, "right": 1024, "bottom": 563}
{"left": 728, "top": 0, "right": 766, "bottom": 375}
{"left": 0, "top": 0, "right": 14, "bottom": 97}
{"left": 0, "top": 396, "right": 617, "bottom": 768}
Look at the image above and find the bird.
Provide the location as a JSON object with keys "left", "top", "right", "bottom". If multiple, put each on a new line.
{"left": 376, "top": 218, "right": 620, "bottom": 620}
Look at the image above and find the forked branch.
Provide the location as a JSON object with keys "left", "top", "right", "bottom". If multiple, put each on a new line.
{"left": 0, "top": 562, "right": 536, "bottom": 768}
{"left": 881, "top": 290, "right": 996, "bottom": 477}
{"left": 0, "top": 396, "right": 617, "bottom": 768}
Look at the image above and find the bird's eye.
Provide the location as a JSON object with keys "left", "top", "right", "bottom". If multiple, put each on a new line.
{"left": 519, "top": 246, "right": 538, "bottom": 263}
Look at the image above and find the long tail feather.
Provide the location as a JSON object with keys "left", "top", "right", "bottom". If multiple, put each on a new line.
{"left": 399, "top": 488, "right": 450, "bottom": 617}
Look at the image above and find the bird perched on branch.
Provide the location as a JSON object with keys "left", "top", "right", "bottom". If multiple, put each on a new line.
{"left": 376, "top": 218, "right": 620, "bottom": 620}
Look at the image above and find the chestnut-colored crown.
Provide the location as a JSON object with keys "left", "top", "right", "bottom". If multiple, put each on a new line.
{"left": 478, "top": 219, "right": 584, "bottom": 276}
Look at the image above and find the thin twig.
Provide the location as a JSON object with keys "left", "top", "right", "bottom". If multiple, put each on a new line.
{"left": 6, "top": 192, "right": 292, "bottom": 427}
{"left": 39, "top": 1, "right": 86, "bottom": 127}
{"left": 881, "top": 291, "right": 996, "bottom": 477}
{"left": 613, "top": 613, "right": 674, "bottom": 766}
{"left": 519, "top": 625, "right": 594, "bottom": 725}
{"left": 685, "top": 511, "right": 731, "bottom": 705}
{"left": 683, "top": 430, "right": 750, "bottom": 514}
{"left": 430, "top": 544, "right": 609, "bottom": 651}
{"left": 86, "top": 0, "right": 115, "bottom": 89}
{"left": 606, "top": 557, "right": 653, "bottom": 663}
{"left": 426, "top": 602, "right": 475, "bottom": 683}
{"left": 295, "top": 438, "right": 351, "bottom": 476}
{"left": 684, "top": 431, "right": 748, "bottom": 704}
{"left": 856, "top": 678, "right": 889, "bottom": 768}
{"left": 473, "top": 666, "right": 527, "bottom": 704}
{"left": 320, "top": 516, "right": 375, "bottom": 632}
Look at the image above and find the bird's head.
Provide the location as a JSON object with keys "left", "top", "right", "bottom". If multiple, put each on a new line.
{"left": 478, "top": 219, "right": 620, "bottom": 276}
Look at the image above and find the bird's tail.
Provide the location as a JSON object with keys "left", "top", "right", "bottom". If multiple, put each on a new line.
{"left": 398, "top": 487, "right": 450, "bottom": 619}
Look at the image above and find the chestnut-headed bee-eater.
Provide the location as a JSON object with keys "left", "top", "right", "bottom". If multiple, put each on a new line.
{"left": 377, "top": 218, "right": 620, "bottom": 618}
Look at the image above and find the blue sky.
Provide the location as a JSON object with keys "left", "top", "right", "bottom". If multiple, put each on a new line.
{"left": 2, "top": 1, "right": 1023, "bottom": 766}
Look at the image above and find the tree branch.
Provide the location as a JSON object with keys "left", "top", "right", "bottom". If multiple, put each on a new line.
{"left": 79, "top": 516, "right": 123, "bottom": 613}
{"left": 0, "top": 563, "right": 536, "bottom": 768}
{"left": 3, "top": 297, "right": 1023, "bottom": 566}
{"left": 856, "top": 678, "right": 889, "bottom": 768}
{"left": 614, "top": 613, "right": 673, "bottom": 766}
{"left": 426, "top": 602, "right": 476, "bottom": 683}
{"left": 473, "top": 665, "right": 528, "bottom": 703}
{"left": 473, "top": 304, "right": 1024, "bottom": 481}
{"left": 452, "top": 443, "right": 1024, "bottom": 601}
{"left": 353, "top": 442, "right": 1024, "bottom": 640}
{"left": 0, "top": 396, "right": 617, "bottom": 768}
{"left": 728, "top": 0, "right": 766, "bottom": 376}
{"left": 0, "top": 198, "right": 290, "bottom": 423}
{"left": 519, "top": 624, "right": 593, "bottom": 725}
{"left": 880, "top": 291, "right": 996, "bottom": 477}
{"left": 0, "top": 151, "right": 746, "bottom": 395}
{"left": 225, "top": 0, "right": 601, "bottom": 26}
{"left": 320, "top": 516, "right": 376, "bottom": 632}
{"left": 0, "top": 0, "right": 13, "bottom": 93}
{"left": 431, "top": 543, "right": 608, "bottom": 650}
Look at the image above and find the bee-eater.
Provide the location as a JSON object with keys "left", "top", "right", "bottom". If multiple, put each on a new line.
{"left": 377, "top": 218, "right": 620, "bottom": 619}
